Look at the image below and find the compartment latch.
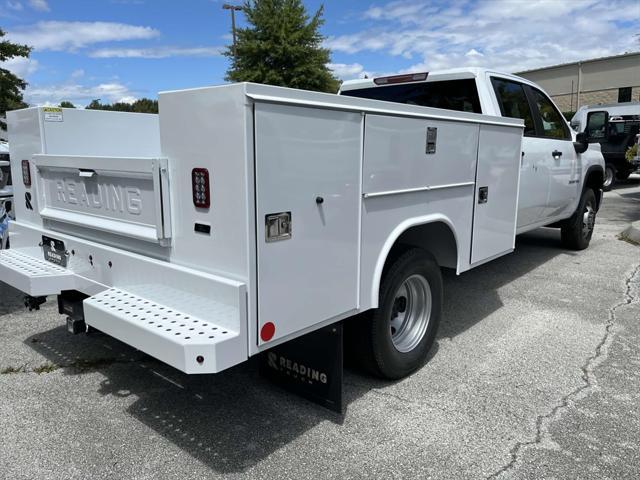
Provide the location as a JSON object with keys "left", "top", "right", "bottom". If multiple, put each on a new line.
{"left": 265, "top": 212, "right": 292, "bottom": 242}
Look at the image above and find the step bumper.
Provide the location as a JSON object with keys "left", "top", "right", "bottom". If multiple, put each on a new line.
{"left": 0, "top": 249, "right": 75, "bottom": 296}
{"left": 84, "top": 288, "right": 244, "bottom": 374}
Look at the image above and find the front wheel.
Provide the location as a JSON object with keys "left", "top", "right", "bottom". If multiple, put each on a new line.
{"left": 561, "top": 189, "right": 597, "bottom": 250}
{"left": 352, "top": 248, "right": 442, "bottom": 379}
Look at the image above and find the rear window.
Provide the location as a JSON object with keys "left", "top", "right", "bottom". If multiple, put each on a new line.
{"left": 341, "top": 79, "right": 482, "bottom": 114}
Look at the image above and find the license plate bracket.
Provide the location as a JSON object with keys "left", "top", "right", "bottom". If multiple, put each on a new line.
{"left": 42, "top": 235, "right": 68, "bottom": 267}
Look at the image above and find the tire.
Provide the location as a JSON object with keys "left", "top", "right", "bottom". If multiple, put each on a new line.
{"left": 351, "top": 248, "right": 442, "bottom": 379}
{"left": 603, "top": 164, "right": 615, "bottom": 191}
{"left": 561, "top": 188, "right": 597, "bottom": 250}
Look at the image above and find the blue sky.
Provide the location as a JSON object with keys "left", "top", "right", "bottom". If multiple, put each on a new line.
{"left": 1, "top": 0, "right": 639, "bottom": 106}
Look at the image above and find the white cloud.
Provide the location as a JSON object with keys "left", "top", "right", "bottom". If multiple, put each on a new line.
{"left": 465, "top": 49, "right": 483, "bottom": 58}
{"left": 5, "top": 1, "right": 23, "bottom": 11}
{"left": 327, "top": 62, "right": 366, "bottom": 80}
{"left": 27, "top": 0, "right": 48, "bottom": 11}
{"left": 90, "top": 46, "right": 223, "bottom": 58}
{"left": 70, "top": 69, "right": 84, "bottom": 79}
{"left": 7, "top": 21, "right": 159, "bottom": 51}
{"left": 24, "top": 82, "right": 138, "bottom": 107}
{"left": 326, "top": 0, "right": 640, "bottom": 73}
{"left": 0, "top": 56, "right": 39, "bottom": 78}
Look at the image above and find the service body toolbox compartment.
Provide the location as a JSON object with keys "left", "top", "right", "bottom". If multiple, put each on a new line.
{"left": 2, "top": 84, "right": 522, "bottom": 374}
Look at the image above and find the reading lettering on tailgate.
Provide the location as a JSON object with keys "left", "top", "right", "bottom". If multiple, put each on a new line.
{"left": 54, "top": 179, "right": 143, "bottom": 216}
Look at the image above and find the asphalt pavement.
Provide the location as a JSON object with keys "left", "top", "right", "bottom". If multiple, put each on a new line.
{"left": 1, "top": 176, "right": 639, "bottom": 479}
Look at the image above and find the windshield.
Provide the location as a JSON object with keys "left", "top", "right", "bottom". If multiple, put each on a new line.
{"left": 341, "top": 79, "right": 482, "bottom": 114}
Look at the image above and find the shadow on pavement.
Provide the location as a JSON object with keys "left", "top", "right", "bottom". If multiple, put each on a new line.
{"left": 602, "top": 190, "right": 640, "bottom": 224}
{"left": 439, "top": 227, "right": 570, "bottom": 339}
{"left": 22, "top": 227, "right": 567, "bottom": 474}
{"left": 0, "top": 283, "right": 28, "bottom": 315}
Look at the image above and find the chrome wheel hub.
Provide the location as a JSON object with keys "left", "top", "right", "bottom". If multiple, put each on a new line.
{"left": 390, "top": 274, "right": 432, "bottom": 353}
{"left": 582, "top": 203, "right": 596, "bottom": 239}
{"left": 604, "top": 167, "right": 613, "bottom": 188}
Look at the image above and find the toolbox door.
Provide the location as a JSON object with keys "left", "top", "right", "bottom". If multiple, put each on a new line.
{"left": 470, "top": 124, "right": 522, "bottom": 264}
{"left": 254, "top": 103, "right": 361, "bottom": 344}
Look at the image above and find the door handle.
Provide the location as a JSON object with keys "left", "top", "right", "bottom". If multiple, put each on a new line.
{"left": 552, "top": 150, "right": 562, "bottom": 159}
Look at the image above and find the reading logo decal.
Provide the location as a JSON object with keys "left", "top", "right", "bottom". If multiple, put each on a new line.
{"left": 267, "top": 351, "right": 328, "bottom": 385}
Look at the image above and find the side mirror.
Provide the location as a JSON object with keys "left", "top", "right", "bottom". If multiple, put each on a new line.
{"left": 574, "top": 132, "right": 588, "bottom": 154}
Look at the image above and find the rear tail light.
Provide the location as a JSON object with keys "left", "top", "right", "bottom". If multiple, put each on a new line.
{"left": 373, "top": 72, "right": 428, "bottom": 86}
{"left": 192, "top": 168, "right": 210, "bottom": 208}
{"left": 21, "top": 160, "right": 31, "bottom": 187}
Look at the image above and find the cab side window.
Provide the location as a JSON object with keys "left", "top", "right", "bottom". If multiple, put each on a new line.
{"left": 529, "top": 88, "right": 570, "bottom": 140}
{"left": 491, "top": 78, "right": 536, "bottom": 136}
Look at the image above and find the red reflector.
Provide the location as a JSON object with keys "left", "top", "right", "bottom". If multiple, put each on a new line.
{"left": 260, "top": 322, "right": 276, "bottom": 342}
{"left": 373, "top": 72, "right": 428, "bottom": 86}
{"left": 192, "top": 168, "right": 210, "bottom": 209}
{"left": 21, "top": 159, "right": 31, "bottom": 187}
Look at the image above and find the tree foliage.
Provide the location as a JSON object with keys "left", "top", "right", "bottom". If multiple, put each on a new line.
{"left": 59, "top": 101, "right": 76, "bottom": 108}
{"left": 225, "top": 0, "right": 340, "bottom": 93}
{"left": 0, "top": 28, "right": 31, "bottom": 130}
{"left": 85, "top": 98, "right": 158, "bottom": 114}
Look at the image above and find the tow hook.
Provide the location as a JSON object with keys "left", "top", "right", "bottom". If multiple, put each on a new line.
{"left": 24, "top": 295, "right": 46, "bottom": 311}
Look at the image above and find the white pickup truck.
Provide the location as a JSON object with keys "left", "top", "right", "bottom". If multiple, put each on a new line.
{"left": 0, "top": 68, "right": 604, "bottom": 384}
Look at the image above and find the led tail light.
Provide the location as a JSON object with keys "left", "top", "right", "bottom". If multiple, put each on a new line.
{"left": 373, "top": 72, "right": 428, "bottom": 86}
{"left": 192, "top": 168, "right": 210, "bottom": 208}
{"left": 21, "top": 159, "right": 31, "bottom": 187}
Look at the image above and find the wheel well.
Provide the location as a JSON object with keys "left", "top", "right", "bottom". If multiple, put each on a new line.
{"left": 383, "top": 221, "right": 458, "bottom": 276}
{"left": 585, "top": 168, "right": 604, "bottom": 209}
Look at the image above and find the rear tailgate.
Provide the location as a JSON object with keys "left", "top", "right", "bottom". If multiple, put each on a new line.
{"left": 33, "top": 154, "right": 171, "bottom": 245}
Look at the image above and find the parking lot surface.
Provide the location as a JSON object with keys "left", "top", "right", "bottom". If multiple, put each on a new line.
{"left": 1, "top": 177, "right": 639, "bottom": 479}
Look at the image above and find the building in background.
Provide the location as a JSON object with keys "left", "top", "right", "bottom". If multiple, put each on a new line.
{"left": 516, "top": 52, "right": 640, "bottom": 113}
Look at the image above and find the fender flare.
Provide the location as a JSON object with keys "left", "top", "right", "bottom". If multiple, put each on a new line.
{"left": 369, "top": 214, "right": 460, "bottom": 308}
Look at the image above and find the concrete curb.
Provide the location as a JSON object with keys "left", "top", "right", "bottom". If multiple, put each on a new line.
{"left": 621, "top": 221, "right": 640, "bottom": 245}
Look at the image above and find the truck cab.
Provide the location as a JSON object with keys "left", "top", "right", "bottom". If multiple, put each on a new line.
{"left": 340, "top": 68, "right": 605, "bottom": 235}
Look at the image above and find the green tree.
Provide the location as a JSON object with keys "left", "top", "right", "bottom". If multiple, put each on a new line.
{"left": 225, "top": 0, "right": 340, "bottom": 93}
{"left": 86, "top": 98, "right": 158, "bottom": 113}
{"left": 0, "top": 28, "right": 31, "bottom": 130}
{"left": 59, "top": 101, "right": 75, "bottom": 108}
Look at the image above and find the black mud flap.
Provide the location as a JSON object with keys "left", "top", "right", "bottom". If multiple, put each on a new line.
{"left": 260, "top": 323, "right": 343, "bottom": 414}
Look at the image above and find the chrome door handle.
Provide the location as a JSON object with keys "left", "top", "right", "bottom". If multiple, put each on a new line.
{"left": 552, "top": 150, "right": 562, "bottom": 159}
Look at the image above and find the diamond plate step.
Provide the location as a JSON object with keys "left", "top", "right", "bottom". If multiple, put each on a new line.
{"left": 0, "top": 249, "right": 75, "bottom": 296}
{"left": 83, "top": 288, "right": 243, "bottom": 374}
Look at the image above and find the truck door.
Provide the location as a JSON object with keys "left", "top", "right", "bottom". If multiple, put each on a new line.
{"left": 526, "top": 87, "right": 579, "bottom": 219}
{"left": 489, "top": 77, "right": 548, "bottom": 229}
{"left": 254, "top": 103, "right": 362, "bottom": 345}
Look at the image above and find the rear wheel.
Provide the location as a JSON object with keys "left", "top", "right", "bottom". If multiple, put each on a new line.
{"left": 603, "top": 164, "right": 616, "bottom": 191}
{"left": 561, "top": 188, "right": 597, "bottom": 250}
{"left": 350, "top": 248, "right": 442, "bottom": 379}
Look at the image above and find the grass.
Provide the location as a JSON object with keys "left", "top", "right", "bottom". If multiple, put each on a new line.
{"left": 32, "top": 362, "right": 60, "bottom": 374}
{"left": 618, "top": 233, "right": 640, "bottom": 247}
{"left": 0, "top": 365, "right": 27, "bottom": 374}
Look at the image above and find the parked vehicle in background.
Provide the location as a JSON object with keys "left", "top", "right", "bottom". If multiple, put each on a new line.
{"left": 0, "top": 141, "right": 13, "bottom": 249}
{"left": 570, "top": 102, "right": 640, "bottom": 190}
